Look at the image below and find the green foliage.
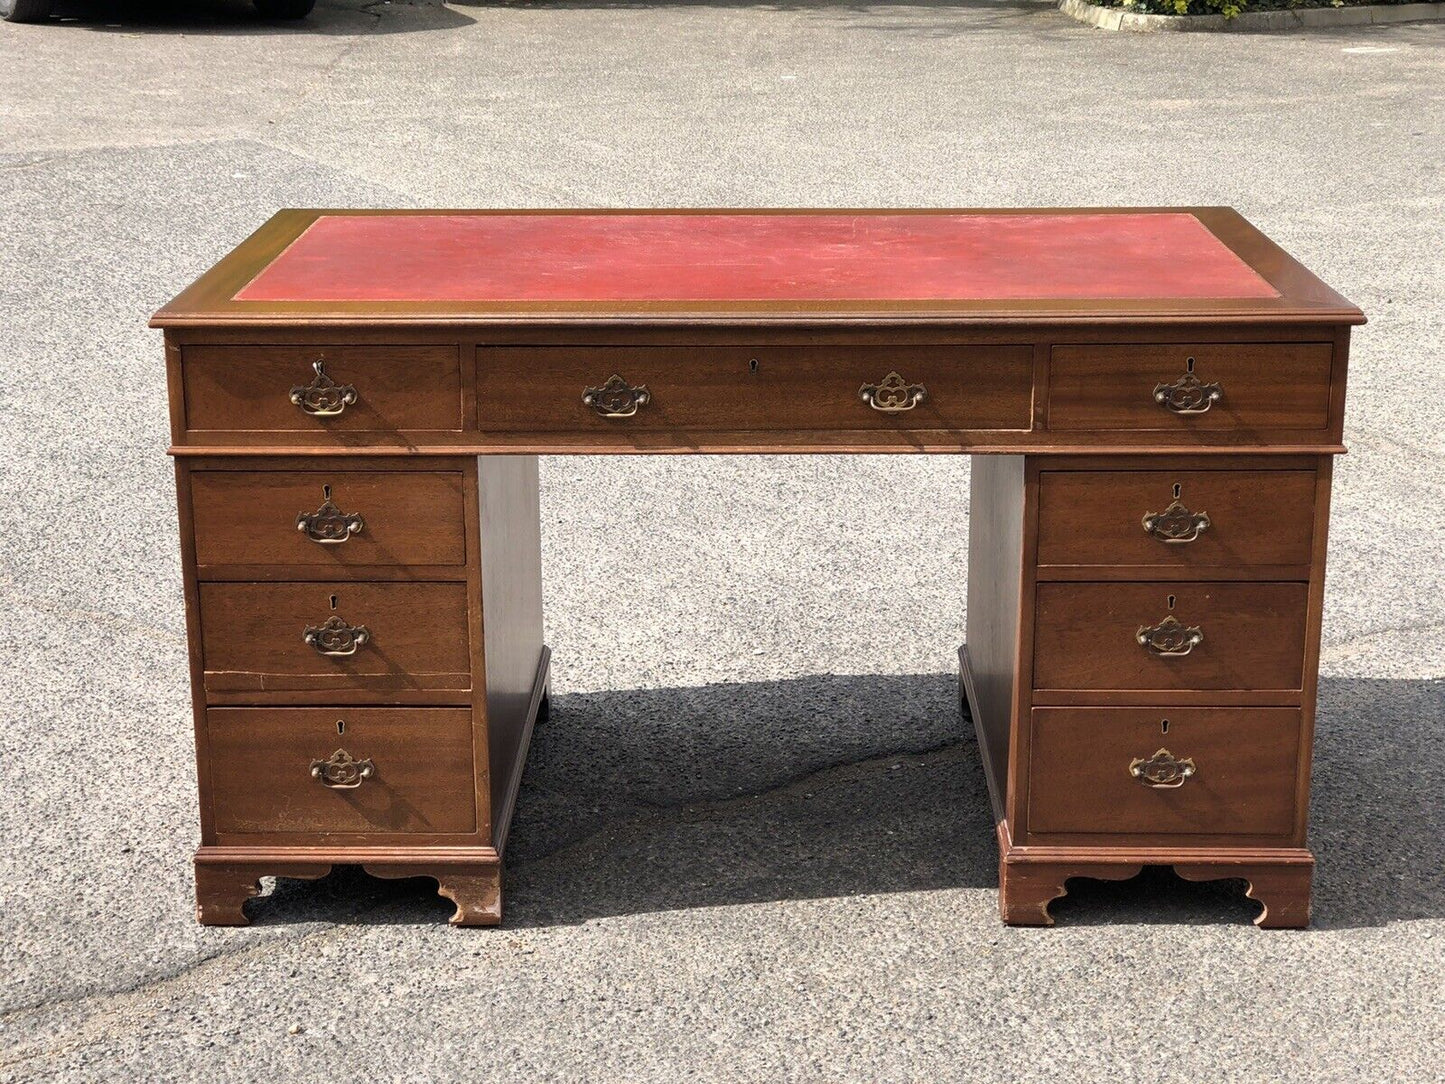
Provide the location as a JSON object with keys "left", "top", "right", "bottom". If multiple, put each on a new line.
{"left": 1100, "top": 0, "right": 1401, "bottom": 16}
{"left": 1112, "top": 0, "right": 1247, "bottom": 17}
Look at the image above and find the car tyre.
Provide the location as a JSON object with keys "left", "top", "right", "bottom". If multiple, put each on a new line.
{"left": 1, "top": 0, "right": 56, "bottom": 22}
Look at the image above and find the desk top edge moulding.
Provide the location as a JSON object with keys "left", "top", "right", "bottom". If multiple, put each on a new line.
{"left": 159, "top": 207, "right": 1359, "bottom": 929}
{"left": 152, "top": 207, "right": 1364, "bottom": 327}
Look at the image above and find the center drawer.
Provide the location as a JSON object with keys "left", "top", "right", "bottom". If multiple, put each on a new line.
{"left": 207, "top": 707, "right": 476, "bottom": 836}
{"left": 190, "top": 470, "right": 467, "bottom": 568}
{"left": 198, "top": 582, "right": 472, "bottom": 694}
{"left": 1027, "top": 707, "right": 1301, "bottom": 837}
{"left": 1033, "top": 582, "right": 1309, "bottom": 693}
{"left": 476, "top": 345, "right": 1035, "bottom": 432}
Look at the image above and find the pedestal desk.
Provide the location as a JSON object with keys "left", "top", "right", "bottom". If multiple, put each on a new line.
{"left": 152, "top": 208, "right": 1362, "bottom": 928}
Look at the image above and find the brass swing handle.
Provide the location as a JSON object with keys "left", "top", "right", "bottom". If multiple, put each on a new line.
{"left": 1129, "top": 748, "right": 1196, "bottom": 788}
{"left": 1136, "top": 615, "right": 1203, "bottom": 657}
{"left": 1154, "top": 372, "right": 1222, "bottom": 415}
{"left": 290, "top": 360, "right": 358, "bottom": 417}
{"left": 303, "top": 615, "right": 370, "bottom": 656}
{"left": 296, "top": 498, "right": 365, "bottom": 544}
{"left": 1141, "top": 500, "right": 1211, "bottom": 544}
{"left": 859, "top": 371, "right": 927, "bottom": 413}
{"left": 583, "top": 374, "right": 651, "bottom": 418}
{"left": 310, "top": 748, "right": 375, "bottom": 789}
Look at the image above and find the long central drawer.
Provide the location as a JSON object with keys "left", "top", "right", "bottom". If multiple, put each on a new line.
{"left": 476, "top": 346, "right": 1035, "bottom": 432}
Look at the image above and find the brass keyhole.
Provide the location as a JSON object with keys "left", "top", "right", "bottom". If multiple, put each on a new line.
{"left": 330, "top": 594, "right": 339, "bottom": 610}
{"left": 336, "top": 719, "right": 345, "bottom": 735}
{"left": 1186, "top": 356, "right": 1196, "bottom": 373}
{"left": 1161, "top": 718, "right": 1170, "bottom": 735}
{"left": 1173, "top": 482, "right": 1182, "bottom": 499}
{"left": 748, "top": 358, "right": 759, "bottom": 374}
{"left": 323, "top": 484, "right": 332, "bottom": 500}
{"left": 1167, "top": 595, "right": 1176, "bottom": 610}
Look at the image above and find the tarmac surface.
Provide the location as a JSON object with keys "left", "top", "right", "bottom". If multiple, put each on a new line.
{"left": 1, "top": 1, "right": 1442, "bottom": 1079}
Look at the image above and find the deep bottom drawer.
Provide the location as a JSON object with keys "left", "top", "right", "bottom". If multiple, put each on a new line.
{"left": 1027, "top": 707, "right": 1301, "bottom": 837}
{"left": 207, "top": 707, "right": 476, "bottom": 835}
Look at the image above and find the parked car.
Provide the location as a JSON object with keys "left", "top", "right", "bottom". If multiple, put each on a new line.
{"left": 2, "top": 0, "right": 315, "bottom": 20}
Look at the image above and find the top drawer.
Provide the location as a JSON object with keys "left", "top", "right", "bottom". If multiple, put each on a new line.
{"left": 181, "top": 345, "right": 463, "bottom": 434}
{"left": 1047, "top": 343, "right": 1333, "bottom": 432}
{"left": 476, "top": 346, "right": 1034, "bottom": 433}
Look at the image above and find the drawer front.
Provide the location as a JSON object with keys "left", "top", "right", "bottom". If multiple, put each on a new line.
{"left": 191, "top": 470, "right": 467, "bottom": 568}
{"left": 477, "top": 346, "right": 1034, "bottom": 432}
{"left": 1033, "top": 582, "right": 1308, "bottom": 692}
{"left": 199, "top": 582, "right": 471, "bottom": 693}
{"left": 1047, "top": 343, "right": 1332, "bottom": 431}
{"left": 1028, "top": 707, "right": 1300, "bottom": 837}
{"left": 1037, "top": 469, "right": 1316, "bottom": 569}
{"left": 207, "top": 707, "right": 476, "bottom": 835}
{"left": 182, "top": 345, "right": 463, "bottom": 433}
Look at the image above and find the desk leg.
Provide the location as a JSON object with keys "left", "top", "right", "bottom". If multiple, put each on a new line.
{"left": 194, "top": 857, "right": 332, "bottom": 926}
{"left": 1175, "top": 861, "right": 1313, "bottom": 929}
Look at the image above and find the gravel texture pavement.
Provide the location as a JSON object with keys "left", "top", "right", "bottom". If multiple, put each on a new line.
{"left": 1, "top": 2, "right": 1442, "bottom": 1080}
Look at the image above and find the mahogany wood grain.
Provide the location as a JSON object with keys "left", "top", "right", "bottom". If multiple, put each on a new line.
{"left": 194, "top": 861, "right": 332, "bottom": 926}
{"left": 473, "top": 456, "right": 547, "bottom": 853}
{"left": 964, "top": 456, "right": 1027, "bottom": 816}
{"left": 962, "top": 650, "right": 1315, "bottom": 922}
{"left": 1036, "top": 468, "right": 1316, "bottom": 572}
{"left": 1026, "top": 707, "right": 1301, "bottom": 837}
{"left": 1032, "top": 582, "right": 1308, "bottom": 695}
{"left": 476, "top": 346, "right": 1034, "bottom": 433}
{"left": 182, "top": 344, "right": 462, "bottom": 433}
{"left": 1174, "top": 861, "right": 1312, "bottom": 928}
{"left": 206, "top": 707, "right": 476, "bottom": 835}
{"left": 159, "top": 209, "right": 1355, "bottom": 930}
{"left": 193, "top": 846, "right": 503, "bottom": 926}
{"left": 190, "top": 469, "right": 467, "bottom": 568}
{"left": 198, "top": 581, "right": 471, "bottom": 694}
{"left": 169, "top": 432, "right": 1352, "bottom": 457}
{"left": 1047, "top": 342, "right": 1333, "bottom": 432}
{"left": 997, "top": 861, "right": 1144, "bottom": 927}
{"left": 150, "top": 208, "right": 1365, "bottom": 327}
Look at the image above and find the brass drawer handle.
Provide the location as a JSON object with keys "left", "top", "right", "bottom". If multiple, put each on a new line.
{"left": 1141, "top": 500, "right": 1211, "bottom": 544}
{"left": 289, "top": 360, "right": 358, "bottom": 417}
{"left": 303, "top": 614, "right": 370, "bottom": 656}
{"left": 859, "top": 371, "right": 927, "bottom": 413}
{"left": 1136, "top": 614, "right": 1203, "bottom": 656}
{"left": 583, "top": 374, "right": 651, "bottom": 418}
{"left": 310, "top": 748, "right": 375, "bottom": 789}
{"left": 1129, "top": 748, "right": 1195, "bottom": 788}
{"left": 1154, "top": 372, "right": 1222, "bottom": 415}
{"left": 296, "top": 496, "right": 365, "bottom": 545}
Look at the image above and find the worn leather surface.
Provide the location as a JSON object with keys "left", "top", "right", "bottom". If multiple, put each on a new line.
{"left": 234, "top": 211, "right": 1279, "bottom": 303}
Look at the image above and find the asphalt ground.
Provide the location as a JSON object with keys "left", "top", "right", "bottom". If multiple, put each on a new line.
{"left": 1, "top": 3, "right": 1442, "bottom": 1079}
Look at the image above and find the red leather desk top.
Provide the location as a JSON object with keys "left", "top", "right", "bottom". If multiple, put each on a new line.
{"left": 234, "top": 212, "right": 1278, "bottom": 303}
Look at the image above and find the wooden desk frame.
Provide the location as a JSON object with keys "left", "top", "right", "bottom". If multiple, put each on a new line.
{"left": 156, "top": 208, "right": 1362, "bottom": 928}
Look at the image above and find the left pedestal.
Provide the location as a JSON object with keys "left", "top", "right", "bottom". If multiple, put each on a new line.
{"left": 175, "top": 452, "right": 546, "bottom": 927}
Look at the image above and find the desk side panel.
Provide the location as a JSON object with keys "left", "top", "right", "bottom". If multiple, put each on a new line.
{"left": 966, "top": 455, "right": 1027, "bottom": 815}
{"left": 476, "top": 455, "right": 547, "bottom": 854}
